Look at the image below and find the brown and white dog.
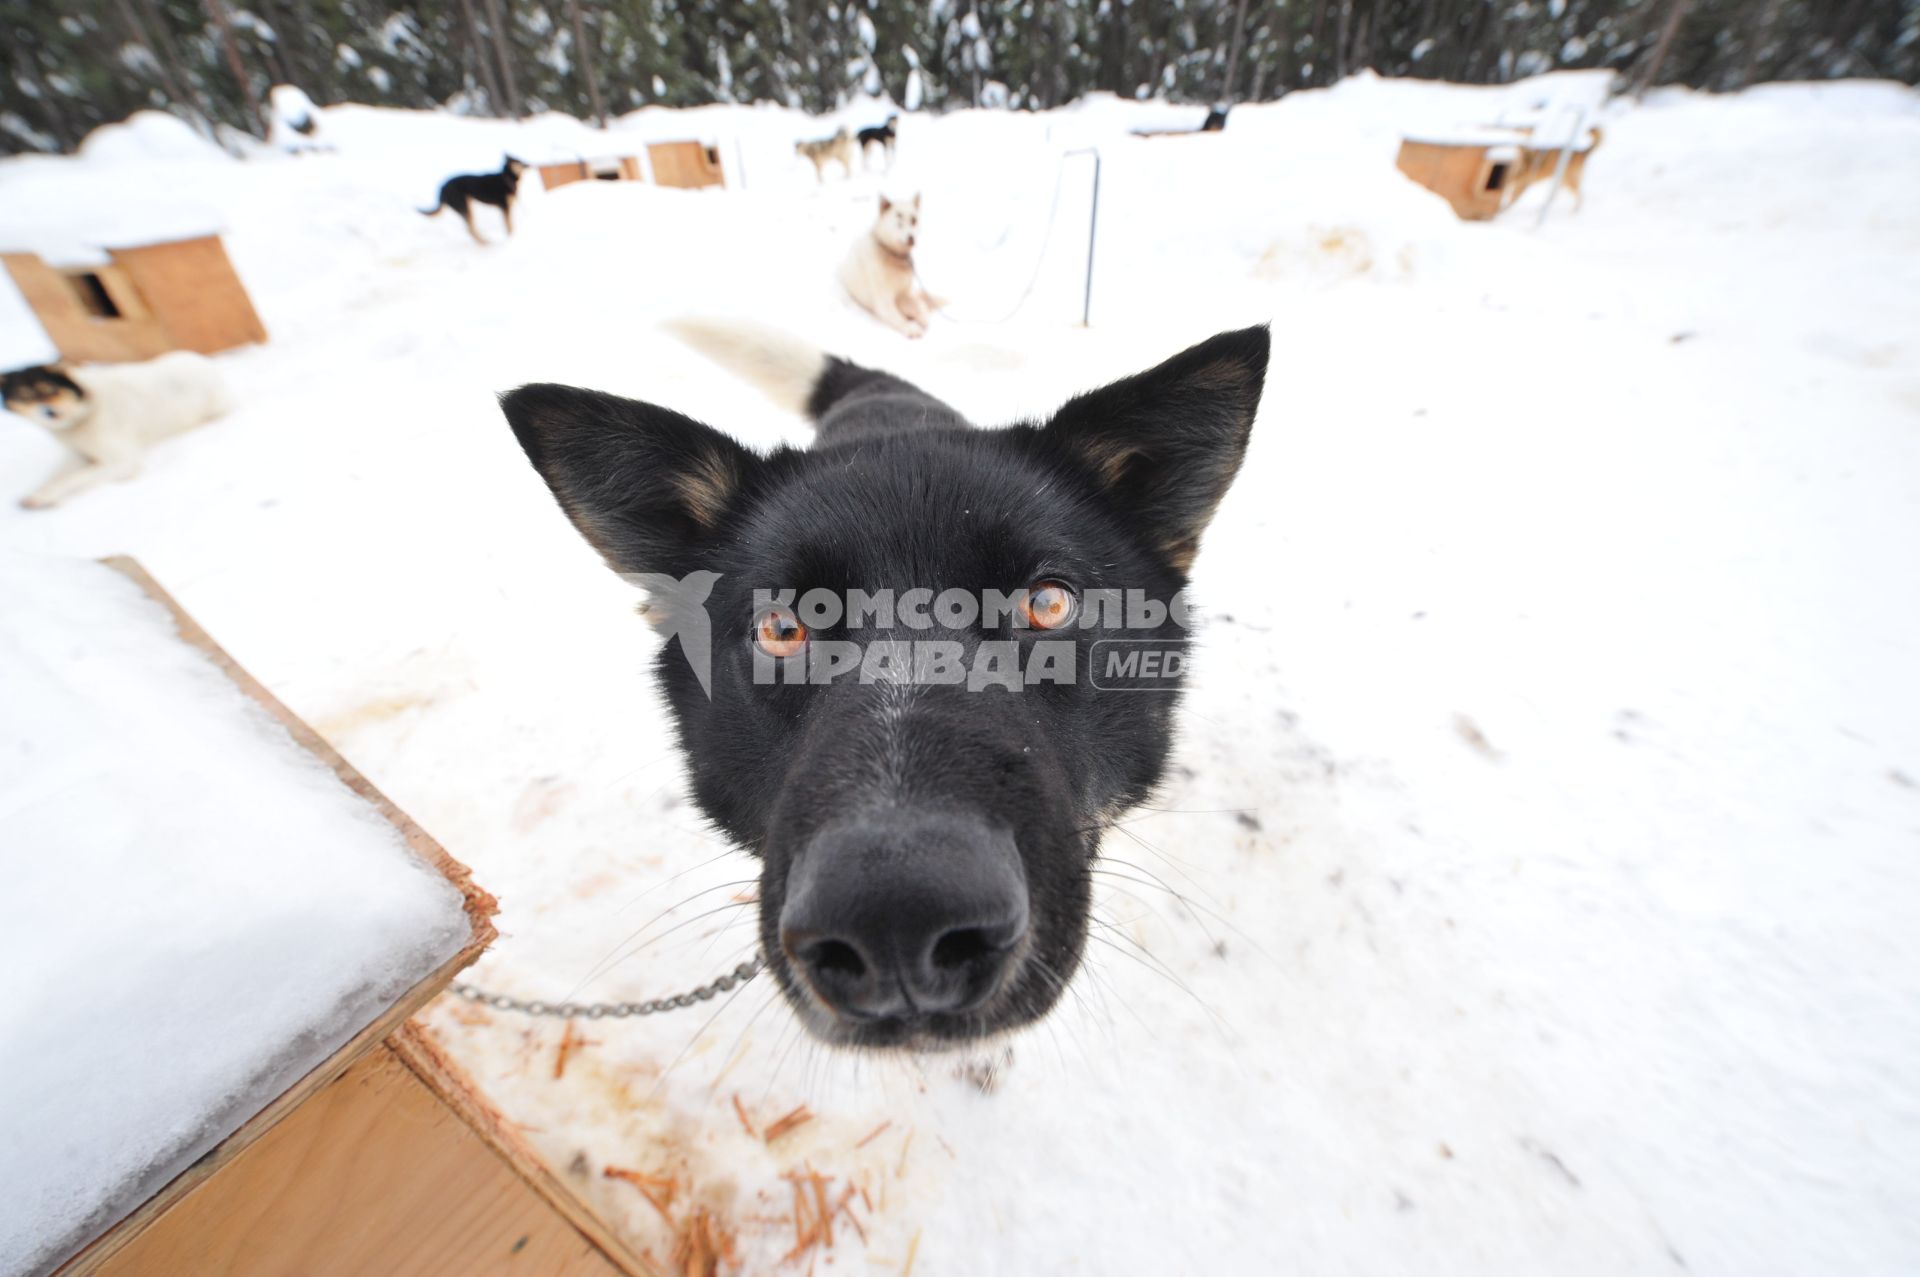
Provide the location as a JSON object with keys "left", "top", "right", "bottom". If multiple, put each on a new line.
{"left": 1, "top": 352, "right": 231, "bottom": 509}
{"left": 839, "top": 193, "right": 942, "bottom": 339}
{"left": 796, "top": 128, "right": 856, "bottom": 182}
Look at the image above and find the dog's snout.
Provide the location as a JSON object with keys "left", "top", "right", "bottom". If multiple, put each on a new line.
{"left": 780, "top": 812, "right": 1028, "bottom": 1025}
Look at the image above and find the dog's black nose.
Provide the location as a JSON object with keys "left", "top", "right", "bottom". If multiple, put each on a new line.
{"left": 780, "top": 812, "right": 1028, "bottom": 1023}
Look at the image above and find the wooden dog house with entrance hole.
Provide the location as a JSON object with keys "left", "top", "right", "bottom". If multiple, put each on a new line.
{"left": 3, "top": 233, "right": 266, "bottom": 365}
{"left": 1394, "top": 129, "right": 1530, "bottom": 221}
{"left": 646, "top": 140, "right": 725, "bottom": 189}
{"left": 538, "top": 155, "right": 645, "bottom": 191}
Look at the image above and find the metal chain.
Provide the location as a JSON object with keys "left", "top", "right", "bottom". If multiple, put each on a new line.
{"left": 450, "top": 955, "right": 764, "bottom": 1021}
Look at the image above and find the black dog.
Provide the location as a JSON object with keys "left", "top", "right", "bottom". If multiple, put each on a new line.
{"left": 856, "top": 114, "right": 899, "bottom": 167}
{"left": 502, "top": 327, "right": 1269, "bottom": 1050}
{"left": 421, "top": 156, "right": 528, "bottom": 245}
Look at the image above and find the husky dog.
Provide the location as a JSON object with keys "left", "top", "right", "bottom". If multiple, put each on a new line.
{"left": 2, "top": 352, "right": 232, "bottom": 509}
{"left": 501, "top": 320, "right": 1269, "bottom": 1049}
{"left": 840, "top": 193, "right": 941, "bottom": 339}
{"left": 856, "top": 114, "right": 899, "bottom": 168}
{"left": 420, "top": 156, "right": 529, "bottom": 244}
{"left": 795, "top": 128, "right": 856, "bottom": 182}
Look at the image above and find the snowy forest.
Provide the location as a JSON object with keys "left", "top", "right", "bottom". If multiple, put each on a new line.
{"left": 4, "top": 0, "right": 1917, "bottom": 153}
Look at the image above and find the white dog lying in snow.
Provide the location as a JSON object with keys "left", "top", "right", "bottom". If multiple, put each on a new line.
{"left": 1, "top": 351, "right": 232, "bottom": 509}
{"left": 839, "top": 193, "right": 943, "bottom": 339}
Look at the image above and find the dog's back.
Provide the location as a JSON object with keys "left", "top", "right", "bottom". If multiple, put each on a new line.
{"left": 74, "top": 351, "right": 230, "bottom": 442}
{"left": 423, "top": 158, "right": 523, "bottom": 214}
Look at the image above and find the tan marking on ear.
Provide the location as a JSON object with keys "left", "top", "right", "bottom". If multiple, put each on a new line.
{"left": 1077, "top": 440, "right": 1143, "bottom": 488}
{"left": 1162, "top": 535, "right": 1201, "bottom": 574}
{"left": 1183, "top": 357, "right": 1259, "bottom": 399}
{"left": 674, "top": 450, "right": 741, "bottom": 530}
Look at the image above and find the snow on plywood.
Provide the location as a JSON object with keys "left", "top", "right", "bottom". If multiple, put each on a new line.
{"left": 0, "top": 556, "right": 471, "bottom": 1277}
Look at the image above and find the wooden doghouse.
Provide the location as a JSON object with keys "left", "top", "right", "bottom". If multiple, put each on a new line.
{"left": 646, "top": 140, "right": 725, "bottom": 189}
{"left": 538, "top": 155, "right": 644, "bottom": 191}
{"left": 3, "top": 234, "right": 266, "bottom": 364}
{"left": 24, "top": 559, "right": 648, "bottom": 1277}
{"left": 1394, "top": 132, "right": 1528, "bottom": 221}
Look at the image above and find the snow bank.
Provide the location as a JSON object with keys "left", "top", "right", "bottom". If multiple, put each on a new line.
{"left": 76, "top": 109, "right": 228, "bottom": 166}
{"left": 0, "top": 556, "right": 471, "bottom": 1277}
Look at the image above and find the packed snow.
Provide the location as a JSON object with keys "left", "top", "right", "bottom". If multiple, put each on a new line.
{"left": 0, "top": 556, "right": 471, "bottom": 1277}
{"left": 2, "top": 70, "right": 1918, "bottom": 1275}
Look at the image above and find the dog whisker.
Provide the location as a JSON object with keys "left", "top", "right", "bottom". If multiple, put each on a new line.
{"left": 571, "top": 879, "right": 760, "bottom": 994}
{"left": 580, "top": 898, "right": 756, "bottom": 996}
{"left": 647, "top": 965, "right": 763, "bottom": 1101}
{"left": 1096, "top": 848, "right": 1269, "bottom": 960}
{"left": 1086, "top": 932, "right": 1233, "bottom": 1043}
{"left": 706, "top": 983, "right": 785, "bottom": 1097}
{"left": 612, "top": 847, "right": 746, "bottom": 913}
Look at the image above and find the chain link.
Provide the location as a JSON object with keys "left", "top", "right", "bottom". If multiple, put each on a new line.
{"left": 449, "top": 955, "right": 764, "bottom": 1021}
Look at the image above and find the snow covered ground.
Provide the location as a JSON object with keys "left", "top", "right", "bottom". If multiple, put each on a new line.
{"left": 3, "top": 73, "right": 1918, "bottom": 1275}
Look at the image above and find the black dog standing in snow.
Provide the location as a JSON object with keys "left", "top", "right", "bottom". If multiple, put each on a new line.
{"left": 857, "top": 114, "right": 900, "bottom": 168}
{"left": 420, "top": 156, "right": 529, "bottom": 245}
{"left": 502, "top": 325, "right": 1269, "bottom": 1050}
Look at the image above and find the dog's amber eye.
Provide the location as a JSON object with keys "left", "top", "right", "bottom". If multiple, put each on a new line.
{"left": 1021, "top": 581, "right": 1078, "bottom": 631}
{"left": 754, "top": 607, "right": 808, "bottom": 657}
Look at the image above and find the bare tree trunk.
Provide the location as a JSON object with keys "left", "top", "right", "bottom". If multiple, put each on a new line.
{"left": 202, "top": 0, "right": 265, "bottom": 135}
{"left": 1739, "top": 0, "right": 1785, "bottom": 87}
{"left": 1221, "top": 0, "right": 1251, "bottom": 103}
{"left": 1309, "top": 0, "right": 1327, "bottom": 81}
{"left": 1333, "top": 0, "right": 1350, "bottom": 80}
{"left": 1635, "top": 0, "right": 1692, "bottom": 99}
{"left": 456, "top": 0, "right": 505, "bottom": 112}
{"left": 562, "top": 0, "right": 606, "bottom": 125}
{"left": 481, "top": 0, "right": 523, "bottom": 117}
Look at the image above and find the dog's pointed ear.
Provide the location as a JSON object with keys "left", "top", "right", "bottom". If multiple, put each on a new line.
{"left": 878, "top": 194, "right": 892, "bottom": 213}
{"left": 1039, "top": 325, "right": 1269, "bottom": 574}
{"left": 911, "top": 192, "right": 922, "bottom": 209}
{"left": 501, "top": 384, "right": 758, "bottom": 580}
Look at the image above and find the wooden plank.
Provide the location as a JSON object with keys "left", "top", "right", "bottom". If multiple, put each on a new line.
{"left": 646, "top": 141, "right": 723, "bottom": 189}
{"left": 54, "top": 558, "right": 498, "bottom": 1277}
{"left": 110, "top": 235, "right": 267, "bottom": 355}
{"left": 2, "top": 251, "right": 171, "bottom": 364}
{"left": 391, "top": 1022, "right": 657, "bottom": 1276}
{"left": 540, "top": 160, "right": 592, "bottom": 191}
{"left": 1395, "top": 139, "right": 1505, "bottom": 221}
{"left": 89, "top": 1043, "right": 626, "bottom": 1277}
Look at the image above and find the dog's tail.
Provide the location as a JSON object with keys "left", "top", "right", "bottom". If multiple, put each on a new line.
{"left": 419, "top": 199, "right": 444, "bottom": 216}
{"left": 667, "top": 317, "right": 964, "bottom": 433}
{"left": 665, "top": 317, "right": 830, "bottom": 417}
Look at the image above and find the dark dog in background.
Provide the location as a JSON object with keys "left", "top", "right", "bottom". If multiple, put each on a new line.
{"left": 857, "top": 114, "right": 899, "bottom": 168}
{"left": 421, "top": 156, "right": 529, "bottom": 244}
{"left": 502, "top": 321, "right": 1269, "bottom": 1051}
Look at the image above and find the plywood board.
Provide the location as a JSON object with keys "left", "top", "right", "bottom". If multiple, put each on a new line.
{"left": 85, "top": 1041, "right": 639, "bottom": 1277}
{"left": 52, "top": 558, "right": 497, "bottom": 1276}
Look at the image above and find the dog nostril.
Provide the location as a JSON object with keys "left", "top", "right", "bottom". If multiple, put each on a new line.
{"left": 930, "top": 926, "right": 997, "bottom": 972}
{"left": 806, "top": 938, "right": 867, "bottom": 980}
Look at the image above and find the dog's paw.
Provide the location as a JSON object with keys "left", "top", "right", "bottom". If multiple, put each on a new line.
{"left": 20, "top": 493, "right": 54, "bottom": 510}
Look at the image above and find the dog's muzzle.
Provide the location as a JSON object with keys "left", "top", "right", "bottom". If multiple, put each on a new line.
{"left": 779, "top": 809, "right": 1028, "bottom": 1029}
